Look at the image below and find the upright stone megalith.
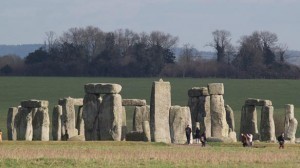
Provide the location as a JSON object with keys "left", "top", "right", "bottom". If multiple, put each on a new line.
{"left": 150, "top": 79, "right": 171, "bottom": 143}
{"left": 32, "top": 107, "right": 50, "bottom": 141}
{"left": 240, "top": 105, "right": 259, "bottom": 139}
{"left": 169, "top": 106, "right": 192, "bottom": 144}
{"left": 284, "top": 104, "right": 298, "bottom": 142}
{"left": 208, "top": 83, "right": 228, "bottom": 138}
{"left": 133, "top": 105, "right": 150, "bottom": 132}
{"left": 260, "top": 105, "right": 276, "bottom": 142}
{"left": 7, "top": 107, "right": 18, "bottom": 140}
{"left": 225, "top": 105, "right": 235, "bottom": 131}
{"left": 52, "top": 105, "right": 62, "bottom": 141}
{"left": 83, "top": 94, "right": 101, "bottom": 140}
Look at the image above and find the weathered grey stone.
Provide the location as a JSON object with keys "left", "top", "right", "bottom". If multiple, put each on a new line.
{"left": 122, "top": 99, "right": 146, "bottom": 106}
{"left": 7, "top": 107, "right": 18, "bottom": 140}
{"left": 208, "top": 83, "right": 224, "bottom": 95}
{"left": 169, "top": 106, "right": 192, "bottom": 144}
{"left": 76, "top": 106, "right": 85, "bottom": 136}
{"left": 15, "top": 107, "right": 33, "bottom": 141}
{"left": 121, "top": 106, "right": 127, "bottom": 141}
{"left": 142, "top": 121, "right": 151, "bottom": 142}
{"left": 225, "top": 105, "right": 235, "bottom": 131}
{"left": 188, "top": 87, "right": 209, "bottom": 97}
{"left": 85, "top": 83, "right": 122, "bottom": 94}
{"left": 286, "top": 118, "right": 298, "bottom": 142}
{"left": 59, "top": 97, "right": 78, "bottom": 138}
{"left": 82, "top": 94, "right": 101, "bottom": 141}
{"left": 260, "top": 105, "right": 276, "bottom": 142}
{"left": 99, "top": 94, "right": 123, "bottom": 141}
{"left": 200, "top": 96, "right": 211, "bottom": 137}
{"left": 133, "top": 105, "right": 150, "bottom": 132}
{"left": 240, "top": 105, "right": 259, "bottom": 140}
{"left": 67, "top": 135, "right": 85, "bottom": 141}
{"left": 21, "top": 99, "right": 49, "bottom": 108}
{"left": 257, "top": 100, "right": 272, "bottom": 106}
{"left": 73, "top": 98, "right": 83, "bottom": 106}
{"left": 125, "top": 131, "right": 146, "bottom": 141}
{"left": 32, "top": 107, "right": 50, "bottom": 141}
{"left": 150, "top": 80, "right": 171, "bottom": 143}
{"left": 210, "top": 95, "right": 228, "bottom": 137}
{"left": 245, "top": 98, "right": 260, "bottom": 106}
{"left": 52, "top": 105, "right": 62, "bottom": 141}
{"left": 188, "top": 97, "right": 201, "bottom": 131}
{"left": 228, "top": 130, "right": 237, "bottom": 142}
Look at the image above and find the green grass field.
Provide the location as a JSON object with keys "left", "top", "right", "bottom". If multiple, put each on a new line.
{"left": 0, "top": 141, "right": 299, "bottom": 167}
{"left": 1, "top": 77, "right": 300, "bottom": 139}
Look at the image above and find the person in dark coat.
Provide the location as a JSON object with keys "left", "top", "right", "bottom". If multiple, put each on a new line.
{"left": 200, "top": 131, "right": 207, "bottom": 147}
{"left": 277, "top": 133, "right": 285, "bottom": 149}
{"left": 241, "top": 133, "right": 249, "bottom": 147}
{"left": 195, "top": 127, "right": 201, "bottom": 144}
{"left": 185, "top": 125, "right": 192, "bottom": 144}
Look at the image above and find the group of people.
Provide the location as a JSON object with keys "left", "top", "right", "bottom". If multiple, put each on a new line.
{"left": 241, "top": 133, "right": 253, "bottom": 147}
{"left": 185, "top": 125, "right": 207, "bottom": 147}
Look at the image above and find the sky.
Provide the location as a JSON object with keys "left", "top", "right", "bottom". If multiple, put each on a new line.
{"left": 1, "top": 0, "right": 300, "bottom": 51}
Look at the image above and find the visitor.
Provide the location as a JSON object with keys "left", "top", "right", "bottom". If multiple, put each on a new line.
{"left": 185, "top": 125, "right": 192, "bottom": 144}
{"left": 195, "top": 127, "right": 201, "bottom": 144}
{"left": 241, "top": 133, "right": 248, "bottom": 147}
{"left": 277, "top": 133, "right": 285, "bottom": 149}
{"left": 200, "top": 131, "right": 207, "bottom": 147}
{"left": 247, "top": 133, "right": 253, "bottom": 147}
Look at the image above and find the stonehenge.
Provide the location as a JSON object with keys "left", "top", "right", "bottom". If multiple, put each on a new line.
{"left": 7, "top": 99, "right": 50, "bottom": 141}
{"left": 5, "top": 80, "right": 298, "bottom": 144}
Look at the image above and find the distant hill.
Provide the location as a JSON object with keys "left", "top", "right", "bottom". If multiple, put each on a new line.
{"left": 0, "top": 44, "right": 43, "bottom": 58}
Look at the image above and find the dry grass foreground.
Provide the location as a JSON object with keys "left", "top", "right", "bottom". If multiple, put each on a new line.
{"left": 0, "top": 141, "right": 299, "bottom": 167}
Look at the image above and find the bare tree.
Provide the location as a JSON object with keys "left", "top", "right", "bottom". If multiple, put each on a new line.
{"left": 177, "top": 44, "right": 201, "bottom": 77}
{"left": 208, "top": 30, "right": 233, "bottom": 63}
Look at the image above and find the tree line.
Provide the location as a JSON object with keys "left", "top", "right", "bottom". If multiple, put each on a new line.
{"left": 0, "top": 26, "right": 299, "bottom": 78}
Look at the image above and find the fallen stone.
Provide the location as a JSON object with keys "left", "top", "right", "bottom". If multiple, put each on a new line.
{"left": 67, "top": 135, "right": 85, "bottom": 141}
{"left": 208, "top": 83, "right": 224, "bottom": 95}
{"left": 122, "top": 99, "right": 146, "bottom": 106}
{"left": 85, "top": 83, "right": 122, "bottom": 94}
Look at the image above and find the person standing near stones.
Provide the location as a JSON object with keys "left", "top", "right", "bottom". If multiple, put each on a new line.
{"left": 185, "top": 125, "right": 192, "bottom": 144}
{"left": 247, "top": 133, "right": 253, "bottom": 147}
{"left": 277, "top": 133, "right": 285, "bottom": 149}
{"left": 200, "top": 131, "right": 207, "bottom": 147}
{"left": 241, "top": 133, "right": 248, "bottom": 147}
{"left": 195, "top": 127, "right": 201, "bottom": 144}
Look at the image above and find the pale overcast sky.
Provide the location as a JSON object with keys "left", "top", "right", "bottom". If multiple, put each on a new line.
{"left": 1, "top": 0, "right": 299, "bottom": 51}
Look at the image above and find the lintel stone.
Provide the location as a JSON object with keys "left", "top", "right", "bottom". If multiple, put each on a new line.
{"left": 122, "top": 99, "right": 146, "bottom": 106}
{"left": 21, "top": 99, "right": 49, "bottom": 108}
{"left": 208, "top": 83, "right": 224, "bottom": 95}
{"left": 188, "top": 87, "right": 209, "bottom": 97}
{"left": 84, "top": 83, "right": 122, "bottom": 94}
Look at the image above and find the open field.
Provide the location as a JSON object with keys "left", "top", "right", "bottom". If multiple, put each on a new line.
{"left": 0, "top": 141, "right": 299, "bottom": 167}
{"left": 1, "top": 77, "right": 300, "bottom": 139}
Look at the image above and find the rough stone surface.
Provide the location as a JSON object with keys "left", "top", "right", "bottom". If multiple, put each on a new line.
{"left": 21, "top": 100, "right": 49, "bottom": 108}
{"left": 228, "top": 130, "right": 237, "bottom": 142}
{"left": 210, "top": 95, "right": 228, "bottom": 137}
{"left": 199, "top": 96, "right": 211, "bottom": 137}
{"left": 15, "top": 107, "right": 33, "bottom": 141}
{"left": 85, "top": 83, "right": 122, "bottom": 94}
{"left": 208, "top": 83, "right": 224, "bottom": 95}
{"left": 284, "top": 104, "right": 294, "bottom": 136}
{"left": 73, "top": 98, "right": 83, "bottom": 106}
{"left": 245, "top": 98, "right": 260, "bottom": 106}
{"left": 225, "top": 105, "right": 235, "bottom": 131}
{"left": 99, "top": 94, "right": 123, "bottom": 141}
{"left": 121, "top": 106, "right": 127, "bottom": 141}
{"left": 7, "top": 107, "right": 18, "bottom": 140}
{"left": 240, "top": 105, "right": 259, "bottom": 140}
{"left": 59, "top": 97, "right": 78, "bottom": 138}
{"left": 133, "top": 105, "right": 150, "bottom": 132}
{"left": 260, "top": 105, "right": 276, "bottom": 142}
{"left": 258, "top": 100, "right": 272, "bottom": 106}
{"left": 82, "top": 94, "right": 101, "bottom": 140}
{"left": 169, "top": 106, "right": 192, "bottom": 144}
{"left": 150, "top": 80, "right": 171, "bottom": 143}
{"left": 188, "top": 97, "right": 201, "bottom": 131}
{"left": 52, "top": 105, "right": 62, "bottom": 141}
{"left": 142, "top": 121, "right": 151, "bottom": 142}
{"left": 76, "top": 106, "right": 85, "bottom": 136}
{"left": 188, "top": 87, "right": 209, "bottom": 97}
{"left": 286, "top": 118, "right": 298, "bottom": 142}
{"left": 122, "top": 99, "right": 146, "bottom": 106}
{"left": 32, "top": 107, "right": 50, "bottom": 141}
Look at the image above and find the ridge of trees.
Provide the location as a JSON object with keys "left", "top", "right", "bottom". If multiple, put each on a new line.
{"left": 0, "top": 26, "right": 299, "bottom": 78}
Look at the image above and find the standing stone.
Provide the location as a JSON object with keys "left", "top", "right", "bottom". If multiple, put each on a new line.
{"left": 83, "top": 94, "right": 101, "bottom": 140}
{"left": 76, "top": 106, "right": 85, "bottom": 136}
{"left": 32, "top": 107, "right": 50, "bottom": 141}
{"left": 284, "top": 104, "right": 294, "bottom": 135}
{"left": 200, "top": 96, "right": 211, "bottom": 137}
{"left": 52, "top": 105, "right": 62, "bottom": 141}
{"left": 240, "top": 105, "right": 259, "bottom": 140}
{"left": 188, "top": 97, "right": 201, "bottom": 131}
{"left": 169, "top": 106, "right": 192, "bottom": 144}
{"left": 210, "top": 95, "right": 228, "bottom": 137}
{"left": 59, "top": 98, "right": 78, "bottom": 138}
{"left": 121, "top": 106, "right": 127, "bottom": 141}
{"left": 150, "top": 79, "right": 171, "bottom": 143}
{"left": 133, "top": 105, "right": 150, "bottom": 132}
{"left": 99, "top": 94, "right": 123, "bottom": 141}
{"left": 142, "top": 121, "right": 151, "bottom": 142}
{"left": 260, "top": 105, "right": 276, "bottom": 142}
{"left": 7, "top": 107, "right": 18, "bottom": 140}
{"left": 15, "top": 107, "right": 33, "bottom": 141}
{"left": 286, "top": 118, "right": 298, "bottom": 142}
{"left": 225, "top": 105, "right": 235, "bottom": 131}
